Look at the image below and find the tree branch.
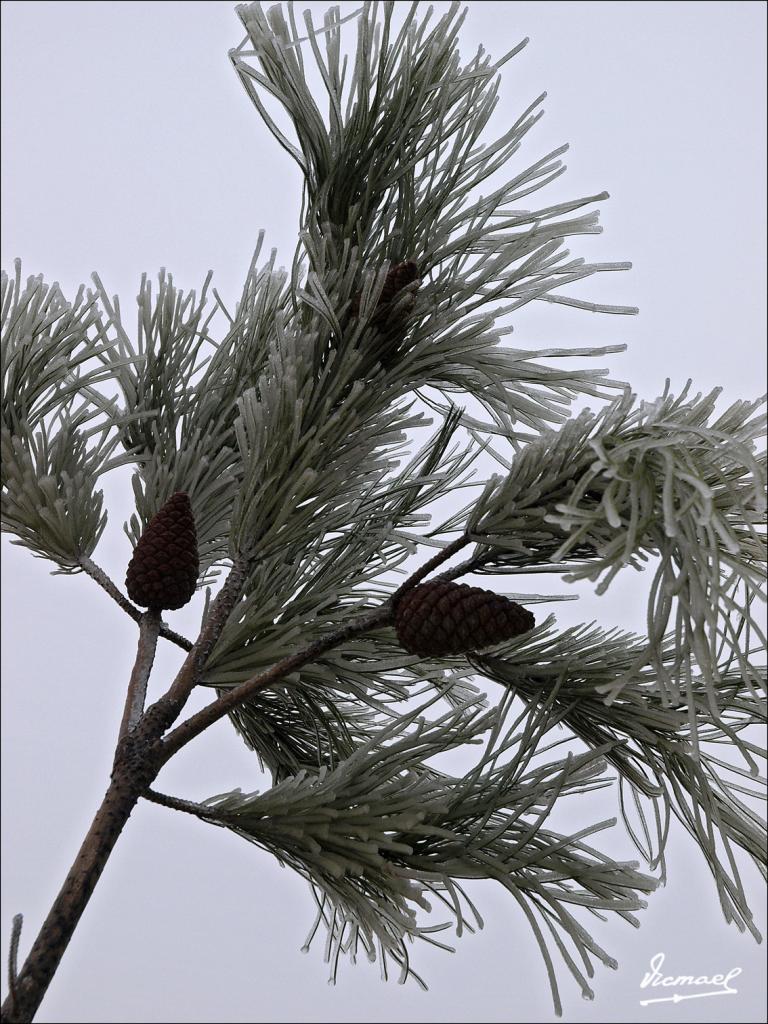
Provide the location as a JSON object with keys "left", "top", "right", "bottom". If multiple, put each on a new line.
{"left": 5, "top": 916, "right": 22, "bottom": 1021}
{"left": 143, "top": 788, "right": 214, "bottom": 818}
{"left": 395, "top": 534, "right": 470, "bottom": 591}
{"left": 0, "top": 759, "right": 159, "bottom": 1023}
{"left": 118, "top": 611, "right": 161, "bottom": 740}
{"left": 433, "top": 551, "right": 486, "bottom": 582}
{"left": 139, "top": 556, "right": 251, "bottom": 739}
{"left": 0, "top": 559, "right": 250, "bottom": 1023}
{"left": 157, "top": 535, "right": 471, "bottom": 762}
{"left": 79, "top": 556, "right": 193, "bottom": 652}
{"left": 438, "top": 555, "right": 598, "bottom": 581}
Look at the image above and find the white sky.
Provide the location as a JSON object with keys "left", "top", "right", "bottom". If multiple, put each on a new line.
{"left": 2, "top": 2, "right": 766, "bottom": 1023}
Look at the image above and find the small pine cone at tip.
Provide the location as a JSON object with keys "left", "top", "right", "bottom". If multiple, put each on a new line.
{"left": 394, "top": 580, "right": 535, "bottom": 657}
{"left": 378, "top": 260, "right": 420, "bottom": 306}
{"left": 350, "top": 259, "right": 421, "bottom": 321}
{"left": 125, "top": 492, "right": 199, "bottom": 612}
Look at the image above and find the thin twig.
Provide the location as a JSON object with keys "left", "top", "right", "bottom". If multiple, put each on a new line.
{"left": 158, "top": 535, "right": 471, "bottom": 761}
{"left": 140, "top": 556, "right": 251, "bottom": 739}
{"left": 433, "top": 552, "right": 485, "bottom": 582}
{"left": 6, "top": 915, "right": 22, "bottom": 1018}
{"left": 163, "top": 557, "right": 250, "bottom": 707}
{"left": 439, "top": 556, "right": 596, "bottom": 580}
{"left": 159, "top": 605, "right": 391, "bottom": 760}
{"left": 118, "top": 611, "right": 162, "bottom": 740}
{"left": 80, "top": 556, "right": 193, "bottom": 652}
{"left": 393, "top": 534, "right": 470, "bottom": 594}
{"left": 143, "top": 789, "right": 216, "bottom": 818}
{"left": 144, "top": 789, "right": 245, "bottom": 829}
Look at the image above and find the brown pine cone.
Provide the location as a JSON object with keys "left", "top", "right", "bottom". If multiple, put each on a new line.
{"left": 350, "top": 260, "right": 421, "bottom": 323}
{"left": 394, "top": 580, "right": 535, "bottom": 657}
{"left": 125, "top": 492, "right": 199, "bottom": 611}
{"left": 378, "top": 260, "right": 420, "bottom": 308}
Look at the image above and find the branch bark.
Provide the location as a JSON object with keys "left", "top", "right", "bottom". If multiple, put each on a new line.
{"left": 158, "top": 535, "right": 470, "bottom": 761}
{"left": 5, "top": 917, "right": 22, "bottom": 1021}
{"left": 0, "top": 731, "right": 161, "bottom": 1023}
{"left": 158, "top": 602, "right": 393, "bottom": 760}
{"left": 0, "top": 559, "right": 249, "bottom": 1024}
{"left": 143, "top": 788, "right": 216, "bottom": 817}
{"left": 118, "top": 611, "right": 161, "bottom": 739}
{"left": 80, "top": 556, "right": 193, "bottom": 652}
{"left": 1, "top": 540, "right": 468, "bottom": 1022}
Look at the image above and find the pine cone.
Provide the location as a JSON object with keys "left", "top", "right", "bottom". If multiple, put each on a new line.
{"left": 394, "top": 580, "right": 535, "bottom": 657}
{"left": 350, "top": 260, "right": 421, "bottom": 324}
{"left": 378, "top": 260, "right": 420, "bottom": 309}
{"left": 125, "top": 492, "right": 199, "bottom": 611}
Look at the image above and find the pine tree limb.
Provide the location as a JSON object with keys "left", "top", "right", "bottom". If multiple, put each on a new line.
{"left": 118, "top": 611, "right": 162, "bottom": 740}
{"left": 0, "top": 556, "right": 252, "bottom": 1023}
{"left": 158, "top": 536, "right": 472, "bottom": 761}
{"left": 79, "top": 556, "right": 193, "bottom": 652}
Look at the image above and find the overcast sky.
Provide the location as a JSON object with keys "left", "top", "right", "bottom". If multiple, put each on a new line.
{"left": 2, "top": 2, "right": 766, "bottom": 1023}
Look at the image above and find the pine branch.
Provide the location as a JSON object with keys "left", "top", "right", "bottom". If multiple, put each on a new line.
{"left": 232, "top": 1, "right": 636, "bottom": 438}
{"left": 143, "top": 693, "right": 656, "bottom": 1014}
{"left": 0, "top": 552, "right": 252, "bottom": 1023}
{"left": 80, "top": 556, "right": 193, "bottom": 652}
{"left": 209, "top": 624, "right": 483, "bottom": 781}
{"left": 118, "top": 611, "right": 162, "bottom": 739}
{"left": 471, "top": 619, "right": 767, "bottom": 938}
{"left": 1, "top": 416, "right": 110, "bottom": 572}
{"left": 158, "top": 535, "right": 468, "bottom": 761}
{"left": 469, "top": 385, "right": 767, "bottom": 708}
{"left": 3, "top": 2, "right": 765, "bottom": 1021}
{"left": 1, "top": 262, "right": 129, "bottom": 433}
{"left": 205, "top": 405, "right": 484, "bottom": 774}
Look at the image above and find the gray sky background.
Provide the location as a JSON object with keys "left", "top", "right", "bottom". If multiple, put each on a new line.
{"left": 2, "top": 2, "right": 766, "bottom": 1023}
